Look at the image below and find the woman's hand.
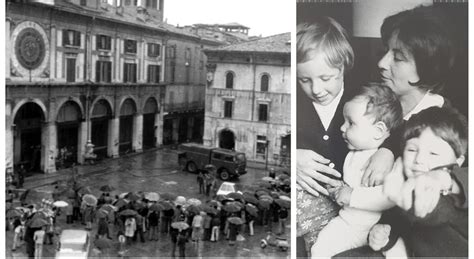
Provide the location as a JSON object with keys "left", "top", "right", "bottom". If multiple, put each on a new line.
{"left": 296, "top": 149, "right": 342, "bottom": 197}
{"left": 368, "top": 224, "right": 391, "bottom": 251}
{"left": 361, "top": 148, "right": 394, "bottom": 187}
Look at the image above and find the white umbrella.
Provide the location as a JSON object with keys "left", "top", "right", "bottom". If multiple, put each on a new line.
{"left": 52, "top": 200, "right": 69, "bottom": 208}
{"left": 175, "top": 196, "right": 186, "bottom": 206}
{"left": 144, "top": 192, "right": 160, "bottom": 202}
{"left": 186, "top": 198, "right": 202, "bottom": 206}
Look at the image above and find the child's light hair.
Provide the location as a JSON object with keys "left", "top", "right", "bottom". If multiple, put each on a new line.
{"left": 403, "top": 107, "right": 468, "bottom": 158}
{"left": 353, "top": 83, "right": 403, "bottom": 132}
{"left": 297, "top": 17, "right": 354, "bottom": 72}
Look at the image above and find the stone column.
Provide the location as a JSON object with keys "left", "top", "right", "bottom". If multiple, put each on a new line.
{"left": 107, "top": 118, "right": 114, "bottom": 157}
{"left": 6, "top": 18, "right": 11, "bottom": 81}
{"left": 43, "top": 122, "right": 57, "bottom": 174}
{"left": 110, "top": 117, "right": 120, "bottom": 158}
{"left": 154, "top": 112, "right": 163, "bottom": 147}
{"left": 77, "top": 121, "right": 88, "bottom": 164}
{"left": 133, "top": 114, "right": 143, "bottom": 152}
{"left": 50, "top": 25, "right": 56, "bottom": 81}
{"left": 5, "top": 100, "right": 13, "bottom": 170}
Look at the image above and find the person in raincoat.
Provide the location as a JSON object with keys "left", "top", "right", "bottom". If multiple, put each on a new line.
{"left": 97, "top": 217, "right": 109, "bottom": 239}
{"left": 202, "top": 212, "right": 212, "bottom": 241}
{"left": 124, "top": 216, "right": 136, "bottom": 246}
{"left": 83, "top": 205, "right": 95, "bottom": 230}
{"left": 148, "top": 210, "right": 160, "bottom": 241}
{"left": 278, "top": 207, "right": 288, "bottom": 235}
{"left": 228, "top": 222, "right": 238, "bottom": 246}
{"left": 177, "top": 230, "right": 188, "bottom": 258}
{"left": 191, "top": 212, "right": 204, "bottom": 242}
{"left": 197, "top": 171, "right": 205, "bottom": 194}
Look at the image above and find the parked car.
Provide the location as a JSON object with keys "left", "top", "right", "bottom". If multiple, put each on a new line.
{"left": 216, "top": 182, "right": 243, "bottom": 196}
{"left": 56, "top": 229, "right": 91, "bottom": 259}
{"left": 178, "top": 143, "right": 247, "bottom": 181}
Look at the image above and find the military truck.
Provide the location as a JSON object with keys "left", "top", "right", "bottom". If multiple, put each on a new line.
{"left": 177, "top": 143, "right": 247, "bottom": 181}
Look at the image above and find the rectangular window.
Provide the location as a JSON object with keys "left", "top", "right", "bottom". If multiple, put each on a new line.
{"left": 123, "top": 63, "right": 137, "bottom": 83}
{"left": 124, "top": 39, "right": 137, "bottom": 54}
{"left": 147, "top": 65, "right": 161, "bottom": 83}
{"left": 258, "top": 104, "right": 268, "bottom": 122}
{"left": 96, "top": 61, "right": 112, "bottom": 83}
{"left": 224, "top": 101, "right": 233, "bottom": 118}
{"left": 185, "top": 48, "right": 192, "bottom": 62}
{"left": 63, "top": 30, "right": 81, "bottom": 47}
{"left": 146, "top": 0, "right": 158, "bottom": 8}
{"left": 96, "top": 35, "right": 111, "bottom": 50}
{"left": 256, "top": 135, "right": 267, "bottom": 156}
{"left": 147, "top": 43, "right": 161, "bottom": 57}
{"left": 170, "top": 61, "right": 175, "bottom": 83}
{"left": 66, "top": 58, "right": 76, "bottom": 82}
{"left": 167, "top": 46, "right": 176, "bottom": 59}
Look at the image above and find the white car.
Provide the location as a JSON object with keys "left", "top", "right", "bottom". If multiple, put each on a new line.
{"left": 56, "top": 229, "right": 91, "bottom": 259}
{"left": 216, "top": 182, "right": 242, "bottom": 196}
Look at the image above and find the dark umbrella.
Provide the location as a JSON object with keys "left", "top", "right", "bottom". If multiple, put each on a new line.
{"left": 202, "top": 205, "right": 218, "bottom": 215}
{"left": 6, "top": 209, "right": 23, "bottom": 218}
{"left": 126, "top": 192, "right": 140, "bottom": 201}
{"left": 99, "top": 185, "right": 115, "bottom": 193}
{"left": 119, "top": 209, "right": 137, "bottom": 217}
{"left": 258, "top": 181, "right": 273, "bottom": 189}
{"left": 171, "top": 221, "right": 189, "bottom": 231}
{"left": 96, "top": 209, "right": 109, "bottom": 219}
{"left": 223, "top": 202, "right": 241, "bottom": 213}
{"left": 245, "top": 204, "right": 259, "bottom": 217}
{"left": 160, "top": 193, "right": 177, "bottom": 201}
{"left": 149, "top": 203, "right": 164, "bottom": 212}
{"left": 259, "top": 195, "right": 273, "bottom": 202}
{"left": 28, "top": 217, "right": 49, "bottom": 228}
{"left": 227, "top": 217, "right": 244, "bottom": 225}
{"left": 78, "top": 186, "right": 93, "bottom": 196}
{"left": 221, "top": 198, "right": 235, "bottom": 205}
{"left": 114, "top": 199, "right": 129, "bottom": 209}
{"left": 243, "top": 194, "right": 259, "bottom": 205}
{"left": 255, "top": 190, "right": 270, "bottom": 197}
{"left": 226, "top": 192, "right": 244, "bottom": 201}
{"left": 158, "top": 201, "right": 174, "bottom": 210}
{"left": 215, "top": 195, "right": 227, "bottom": 202}
{"left": 94, "top": 237, "right": 114, "bottom": 249}
{"left": 206, "top": 200, "right": 221, "bottom": 208}
{"left": 186, "top": 205, "right": 202, "bottom": 215}
{"left": 82, "top": 194, "right": 98, "bottom": 206}
{"left": 278, "top": 174, "right": 290, "bottom": 181}
{"left": 100, "top": 204, "right": 117, "bottom": 213}
{"left": 270, "top": 191, "right": 280, "bottom": 199}
{"left": 258, "top": 199, "right": 272, "bottom": 210}
{"left": 275, "top": 199, "right": 291, "bottom": 209}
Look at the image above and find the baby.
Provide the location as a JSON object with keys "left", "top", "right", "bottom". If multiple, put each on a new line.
{"left": 369, "top": 106, "right": 468, "bottom": 258}
{"left": 311, "top": 83, "right": 403, "bottom": 257}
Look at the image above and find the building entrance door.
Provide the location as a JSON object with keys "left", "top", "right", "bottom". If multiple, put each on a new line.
{"left": 219, "top": 129, "right": 235, "bottom": 150}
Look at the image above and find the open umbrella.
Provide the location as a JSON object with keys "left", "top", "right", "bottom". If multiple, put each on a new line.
{"left": 6, "top": 209, "right": 23, "bottom": 218}
{"left": 270, "top": 191, "right": 280, "bottom": 199}
{"left": 223, "top": 202, "right": 241, "bottom": 213}
{"left": 259, "top": 195, "right": 273, "bottom": 202}
{"left": 215, "top": 195, "right": 227, "bottom": 202}
{"left": 279, "top": 195, "right": 291, "bottom": 202}
{"left": 160, "top": 193, "right": 177, "bottom": 201}
{"left": 52, "top": 200, "right": 69, "bottom": 208}
{"left": 186, "top": 205, "right": 202, "bottom": 214}
{"left": 99, "top": 185, "right": 115, "bottom": 193}
{"left": 186, "top": 198, "right": 202, "bottom": 207}
{"left": 255, "top": 190, "right": 270, "bottom": 197}
{"left": 258, "top": 181, "right": 273, "bottom": 189}
{"left": 243, "top": 193, "right": 258, "bottom": 205}
{"left": 158, "top": 201, "right": 174, "bottom": 210}
{"left": 126, "top": 192, "right": 141, "bottom": 201}
{"left": 174, "top": 196, "right": 186, "bottom": 206}
{"left": 118, "top": 192, "right": 128, "bottom": 199}
{"left": 144, "top": 192, "right": 160, "bottom": 202}
{"left": 275, "top": 199, "right": 291, "bottom": 209}
{"left": 202, "top": 205, "right": 218, "bottom": 215}
{"left": 149, "top": 203, "right": 164, "bottom": 212}
{"left": 206, "top": 200, "right": 221, "bottom": 208}
{"left": 277, "top": 174, "right": 290, "bottom": 181}
{"left": 100, "top": 204, "right": 118, "bottom": 212}
{"left": 114, "top": 199, "right": 129, "bottom": 209}
{"left": 119, "top": 209, "right": 137, "bottom": 217}
{"left": 258, "top": 199, "right": 272, "bottom": 210}
{"left": 82, "top": 194, "right": 98, "bottom": 206}
{"left": 94, "top": 237, "right": 114, "bottom": 249}
{"left": 171, "top": 221, "right": 189, "bottom": 231}
{"left": 28, "top": 217, "right": 49, "bottom": 228}
{"left": 227, "top": 217, "right": 244, "bottom": 225}
{"left": 261, "top": 176, "right": 275, "bottom": 182}
{"left": 77, "top": 186, "right": 93, "bottom": 196}
{"left": 96, "top": 209, "right": 109, "bottom": 219}
{"left": 245, "top": 204, "right": 259, "bottom": 217}
{"left": 226, "top": 192, "right": 244, "bottom": 201}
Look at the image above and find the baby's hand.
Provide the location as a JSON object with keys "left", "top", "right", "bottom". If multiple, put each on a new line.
{"left": 327, "top": 184, "right": 352, "bottom": 206}
{"left": 369, "top": 224, "right": 391, "bottom": 251}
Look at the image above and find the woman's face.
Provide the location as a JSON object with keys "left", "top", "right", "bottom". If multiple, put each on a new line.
{"left": 378, "top": 33, "right": 420, "bottom": 97}
{"left": 297, "top": 52, "right": 344, "bottom": 106}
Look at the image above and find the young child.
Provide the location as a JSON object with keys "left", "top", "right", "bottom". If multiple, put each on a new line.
{"left": 311, "top": 83, "right": 403, "bottom": 257}
{"left": 369, "top": 106, "right": 468, "bottom": 258}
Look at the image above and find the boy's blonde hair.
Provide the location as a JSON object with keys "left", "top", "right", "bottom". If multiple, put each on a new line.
{"left": 297, "top": 16, "right": 354, "bottom": 72}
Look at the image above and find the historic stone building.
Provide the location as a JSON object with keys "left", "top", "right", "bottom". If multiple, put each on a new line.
{"left": 203, "top": 33, "right": 291, "bottom": 165}
{"left": 6, "top": 0, "right": 220, "bottom": 174}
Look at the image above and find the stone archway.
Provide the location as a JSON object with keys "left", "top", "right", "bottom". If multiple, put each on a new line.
{"left": 142, "top": 97, "right": 158, "bottom": 150}
{"left": 119, "top": 98, "right": 137, "bottom": 154}
{"left": 13, "top": 102, "right": 45, "bottom": 173}
{"left": 219, "top": 129, "right": 235, "bottom": 150}
{"left": 56, "top": 101, "right": 82, "bottom": 168}
{"left": 91, "top": 99, "right": 112, "bottom": 159}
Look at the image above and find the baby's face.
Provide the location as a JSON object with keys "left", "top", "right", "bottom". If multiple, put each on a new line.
{"left": 403, "top": 128, "right": 458, "bottom": 178}
{"left": 340, "top": 97, "right": 380, "bottom": 150}
{"left": 297, "top": 53, "right": 344, "bottom": 106}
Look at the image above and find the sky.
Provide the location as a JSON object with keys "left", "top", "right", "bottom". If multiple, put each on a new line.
{"left": 164, "top": 0, "right": 293, "bottom": 37}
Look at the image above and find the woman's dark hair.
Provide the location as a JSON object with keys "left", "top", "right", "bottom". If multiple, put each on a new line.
{"left": 381, "top": 5, "right": 455, "bottom": 92}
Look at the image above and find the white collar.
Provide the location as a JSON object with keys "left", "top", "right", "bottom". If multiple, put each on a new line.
{"left": 312, "top": 86, "right": 344, "bottom": 131}
{"left": 403, "top": 92, "right": 444, "bottom": 121}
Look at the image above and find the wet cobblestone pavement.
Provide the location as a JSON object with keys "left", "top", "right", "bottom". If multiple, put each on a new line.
{"left": 6, "top": 148, "right": 291, "bottom": 258}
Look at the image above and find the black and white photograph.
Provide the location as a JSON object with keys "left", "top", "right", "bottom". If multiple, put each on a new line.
{"left": 4, "top": 0, "right": 291, "bottom": 257}
{"left": 296, "top": 0, "right": 468, "bottom": 258}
